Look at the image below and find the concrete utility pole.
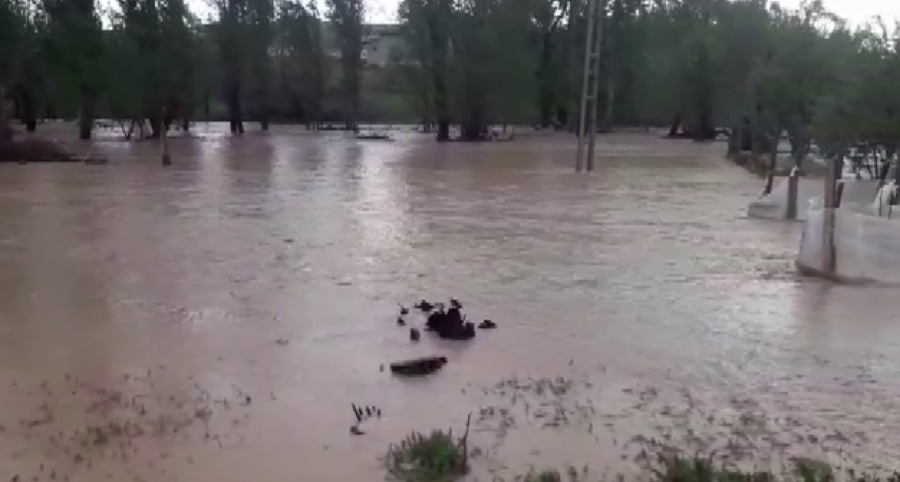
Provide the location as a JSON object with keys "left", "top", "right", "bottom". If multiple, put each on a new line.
{"left": 575, "top": 0, "right": 603, "bottom": 173}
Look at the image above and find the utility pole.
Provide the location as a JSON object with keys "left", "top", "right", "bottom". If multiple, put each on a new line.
{"left": 575, "top": 0, "right": 603, "bottom": 173}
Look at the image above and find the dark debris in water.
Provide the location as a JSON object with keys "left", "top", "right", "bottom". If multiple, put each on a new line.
{"left": 390, "top": 356, "right": 448, "bottom": 376}
{"left": 396, "top": 297, "right": 496, "bottom": 344}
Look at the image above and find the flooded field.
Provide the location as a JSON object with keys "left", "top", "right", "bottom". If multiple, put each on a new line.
{"left": 2, "top": 125, "right": 900, "bottom": 482}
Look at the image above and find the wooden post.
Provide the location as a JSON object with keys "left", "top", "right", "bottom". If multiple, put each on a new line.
{"left": 786, "top": 166, "right": 798, "bottom": 220}
{"left": 822, "top": 157, "right": 838, "bottom": 275}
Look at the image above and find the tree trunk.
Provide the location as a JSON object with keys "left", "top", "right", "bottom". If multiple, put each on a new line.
{"left": 228, "top": 84, "right": 243, "bottom": 135}
{"left": 604, "top": 80, "right": 615, "bottom": 129}
{"left": 78, "top": 92, "right": 94, "bottom": 140}
{"left": 877, "top": 157, "right": 891, "bottom": 185}
{"left": 460, "top": 122, "right": 484, "bottom": 141}
{"left": 433, "top": 72, "right": 450, "bottom": 142}
{"left": 538, "top": 33, "right": 554, "bottom": 128}
{"left": 437, "top": 120, "right": 449, "bottom": 142}
{"left": 692, "top": 108, "right": 715, "bottom": 141}
{"left": 148, "top": 114, "right": 162, "bottom": 139}
{"left": 667, "top": 113, "right": 681, "bottom": 137}
{"left": 259, "top": 100, "right": 270, "bottom": 131}
{"left": 0, "top": 87, "right": 13, "bottom": 159}
{"left": 161, "top": 107, "right": 172, "bottom": 166}
{"left": 556, "top": 105, "right": 567, "bottom": 130}
{"left": 460, "top": 105, "right": 486, "bottom": 142}
{"left": 539, "top": 94, "right": 553, "bottom": 128}
{"left": 893, "top": 156, "right": 900, "bottom": 187}
{"left": 19, "top": 85, "right": 37, "bottom": 132}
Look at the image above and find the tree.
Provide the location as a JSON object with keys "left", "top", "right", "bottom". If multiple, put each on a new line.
{"left": 213, "top": 0, "right": 249, "bottom": 134}
{"left": 247, "top": 0, "right": 275, "bottom": 130}
{"left": 532, "top": 0, "right": 568, "bottom": 127}
{"left": 42, "top": 0, "right": 104, "bottom": 139}
{"left": 274, "top": 0, "right": 326, "bottom": 126}
{"left": 398, "top": 0, "right": 453, "bottom": 140}
{"left": 326, "top": 0, "right": 365, "bottom": 131}
{"left": 105, "top": 0, "right": 200, "bottom": 139}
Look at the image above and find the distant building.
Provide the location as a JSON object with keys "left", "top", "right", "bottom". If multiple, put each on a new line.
{"left": 197, "top": 20, "right": 405, "bottom": 68}
{"left": 361, "top": 24, "right": 404, "bottom": 67}
{"left": 321, "top": 23, "right": 404, "bottom": 68}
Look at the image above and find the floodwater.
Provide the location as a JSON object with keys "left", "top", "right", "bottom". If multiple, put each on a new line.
{"left": 2, "top": 125, "right": 900, "bottom": 482}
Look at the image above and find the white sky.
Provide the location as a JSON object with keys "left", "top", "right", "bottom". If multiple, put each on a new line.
{"left": 188, "top": 0, "right": 899, "bottom": 26}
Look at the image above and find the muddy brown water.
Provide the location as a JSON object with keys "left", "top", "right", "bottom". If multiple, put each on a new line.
{"left": 2, "top": 125, "right": 900, "bottom": 482}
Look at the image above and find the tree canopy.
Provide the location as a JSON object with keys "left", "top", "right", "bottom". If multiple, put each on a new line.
{"left": 0, "top": 0, "right": 898, "bottom": 155}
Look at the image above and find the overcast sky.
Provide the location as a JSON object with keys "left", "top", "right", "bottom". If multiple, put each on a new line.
{"left": 189, "top": 0, "right": 900, "bottom": 26}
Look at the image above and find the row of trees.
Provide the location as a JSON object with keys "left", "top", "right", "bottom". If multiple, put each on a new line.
{"left": 393, "top": 0, "right": 900, "bottom": 156}
{"left": 0, "top": 0, "right": 361, "bottom": 141}
{"left": 0, "top": 0, "right": 899, "bottom": 160}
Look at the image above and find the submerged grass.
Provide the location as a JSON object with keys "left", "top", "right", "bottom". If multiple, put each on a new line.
{"left": 523, "top": 468, "right": 563, "bottom": 482}
{"left": 651, "top": 454, "right": 900, "bottom": 482}
{"left": 385, "top": 415, "right": 471, "bottom": 482}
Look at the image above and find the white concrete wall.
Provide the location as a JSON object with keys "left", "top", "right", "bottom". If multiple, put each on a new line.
{"left": 747, "top": 178, "right": 880, "bottom": 221}
{"left": 796, "top": 207, "right": 900, "bottom": 283}
{"left": 747, "top": 177, "right": 821, "bottom": 221}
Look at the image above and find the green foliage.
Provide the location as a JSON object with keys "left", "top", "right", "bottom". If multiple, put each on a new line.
{"left": 4, "top": 0, "right": 900, "bottom": 148}
{"left": 325, "top": 0, "right": 364, "bottom": 125}
{"left": 524, "top": 468, "right": 563, "bottom": 482}
{"left": 385, "top": 429, "right": 468, "bottom": 482}
{"left": 652, "top": 454, "right": 775, "bottom": 482}
{"left": 274, "top": 0, "right": 326, "bottom": 120}
{"left": 104, "top": 0, "right": 200, "bottom": 131}
{"left": 649, "top": 454, "right": 900, "bottom": 482}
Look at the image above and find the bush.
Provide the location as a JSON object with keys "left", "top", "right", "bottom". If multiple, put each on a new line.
{"left": 385, "top": 428, "right": 468, "bottom": 482}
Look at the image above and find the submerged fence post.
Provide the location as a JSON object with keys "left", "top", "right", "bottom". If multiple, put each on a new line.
{"left": 786, "top": 166, "right": 799, "bottom": 220}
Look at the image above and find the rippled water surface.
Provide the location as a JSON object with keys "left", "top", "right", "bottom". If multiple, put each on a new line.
{"left": 2, "top": 126, "right": 900, "bottom": 482}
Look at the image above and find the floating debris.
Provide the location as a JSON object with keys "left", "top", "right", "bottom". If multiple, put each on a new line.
{"left": 390, "top": 356, "right": 448, "bottom": 376}
{"left": 478, "top": 320, "right": 497, "bottom": 330}
{"left": 397, "top": 317, "right": 406, "bottom": 326}
{"left": 410, "top": 328, "right": 421, "bottom": 342}
{"left": 414, "top": 300, "right": 435, "bottom": 312}
{"left": 427, "top": 307, "right": 475, "bottom": 340}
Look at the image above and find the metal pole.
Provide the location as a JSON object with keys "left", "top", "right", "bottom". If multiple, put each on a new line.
{"left": 575, "top": 0, "right": 598, "bottom": 173}
{"left": 585, "top": 3, "right": 603, "bottom": 172}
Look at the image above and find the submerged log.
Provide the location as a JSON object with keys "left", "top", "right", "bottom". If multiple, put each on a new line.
{"left": 389, "top": 356, "right": 448, "bottom": 376}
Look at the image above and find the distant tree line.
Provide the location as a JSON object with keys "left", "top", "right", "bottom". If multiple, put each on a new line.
{"left": 1, "top": 0, "right": 899, "bottom": 165}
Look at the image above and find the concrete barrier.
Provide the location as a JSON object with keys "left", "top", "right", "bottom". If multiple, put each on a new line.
{"left": 796, "top": 206, "right": 900, "bottom": 284}
{"left": 748, "top": 178, "right": 880, "bottom": 221}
